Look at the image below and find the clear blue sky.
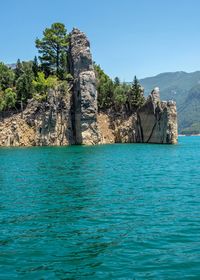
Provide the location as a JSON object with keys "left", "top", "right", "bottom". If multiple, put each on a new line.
{"left": 1, "top": 0, "right": 200, "bottom": 80}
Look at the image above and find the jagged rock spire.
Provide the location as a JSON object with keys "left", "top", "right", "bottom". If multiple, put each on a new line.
{"left": 69, "top": 28, "right": 100, "bottom": 145}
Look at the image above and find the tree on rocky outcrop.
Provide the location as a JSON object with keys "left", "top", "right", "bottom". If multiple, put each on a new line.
{"left": 35, "top": 23, "right": 69, "bottom": 78}
{"left": 32, "top": 72, "right": 58, "bottom": 101}
{"left": 128, "top": 76, "right": 145, "bottom": 110}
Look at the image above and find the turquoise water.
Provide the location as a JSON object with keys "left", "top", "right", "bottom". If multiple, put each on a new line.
{"left": 0, "top": 137, "right": 200, "bottom": 279}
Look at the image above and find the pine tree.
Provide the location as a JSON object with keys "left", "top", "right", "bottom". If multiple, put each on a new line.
{"left": 14, "top": 59, "right": 23, "bottom": 82}
{"left": 16, "top": 62, "right": 34, "bottom": 103}
{"left": 114, "top": 77, "right": 120, "bottom": 87}
{"left": 129, "top": 76, "right": 145, "bottom": 110}
{"left": 32, "top": 56, "right": 39, "bottom": 78}
{"left": 35, "top": 23, "right": 69, "bottom": 77}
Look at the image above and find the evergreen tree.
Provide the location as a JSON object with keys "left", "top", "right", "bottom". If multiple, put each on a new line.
{"left": 14, "top": 59, "right": 23, "bottom": 82}
{"left": 94, "top": 63, "right": 114, "bottom": 109}
{"left": 114, "top": 77, "right": 120, "bottom": 87}
{"left": 4, "top": 88, "right": 17, "bottom": 109}
{"left": 59, "top": 51, "right": 69, "bottom": 80}
{"left": 113, "top": 85, "right": 126, "bottom": 110}
{"left": 128, "top": 76, "right": 145, "bottom": 110}
{"left": 0, "top": 63, "right": 14, "bottom": 90}
{"left": 16, "top": 62, "right": 34, "bottom": 103}
{"left": 32, "top": 56, "right": 39, "bottom": 78}
{"left": 0, "top": 91, "right": 6, "bottom": 112}
{"left": 35, "top": 23, "right": 69, "bottom": 78}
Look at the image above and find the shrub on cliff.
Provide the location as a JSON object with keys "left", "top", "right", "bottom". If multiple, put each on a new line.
{"left": 32, "top": 72, "right": 58, "bottom": 101}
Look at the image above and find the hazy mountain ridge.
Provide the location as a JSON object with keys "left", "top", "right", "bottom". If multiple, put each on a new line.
{"left": 140, "top": 71, "right": 200, "bottom": 134}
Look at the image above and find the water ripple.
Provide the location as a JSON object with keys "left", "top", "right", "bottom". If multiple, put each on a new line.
{"left": 0, "top": 138, "right": 200, "bottom": 279}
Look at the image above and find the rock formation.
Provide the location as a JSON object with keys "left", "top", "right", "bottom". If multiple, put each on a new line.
{"left": 69, "top": 28, "right": 100, "bottom": 145}
{"left": 136, "top": 88, "right": 178, "bottom": 144}
{"left": 0, "top": 89, "right": 73, "bottom": 146}
{"left": 98, "top": 112, "right": 137, "bottom": 144}
{"left": 97, "top": 87, "right": 178, "bottom": 145}
{"left": 0, "top": 28, "right": 178, "bottom": 147}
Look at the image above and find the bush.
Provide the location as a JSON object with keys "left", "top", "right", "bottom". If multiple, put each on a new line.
{"left": 32, "top": 72, "right": 58, "bottom": 95}
{"left": 4, "top": 88, "right": 17, "bottom": 109}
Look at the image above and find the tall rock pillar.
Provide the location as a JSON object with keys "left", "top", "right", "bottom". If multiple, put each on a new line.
{"left": 69, "top": 28, "right": 100, "bottom": 145}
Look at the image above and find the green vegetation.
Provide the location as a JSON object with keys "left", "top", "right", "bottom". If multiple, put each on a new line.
{"left": 0, "top": 87, "right": 16, "bottom": 112}
{"left": 32, "top": 72, "right": 58, "bottom": 101}
{"left": 35, "top": 23, "right": 69, "bottom": 79}
{"left": 95, "top": 64, "right": 145, "bottom": 112}
{"left": 4, "top": 88, "right": 17, "bottom": 109}
{"left": 0, "top": 23, "right": 71, "bottom": 113}
{"left": 95, "top": 64, "right": 114, "bottom": 109}
{"left": 15, "top": 61, "right": 34, "bottom": 103}
{"left": 0, "top": 63, "right": 14, "bottom": 90}
{"left": 0, "top": 22, "right": 144, "bottom": 115}
{"left": 129, "top": 76, "right": 145, "bottom": 109}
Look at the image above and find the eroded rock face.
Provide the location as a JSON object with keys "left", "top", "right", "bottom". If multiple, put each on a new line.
{"left": 32, "top": 89, "right": 74, "bottom": 146}
{"left": 69, "top": 28, "right": 100, "bottom": 145}
{"left": 137, "top": 87, "right": 178, "bottom": 144}
{"left": 0, "top": 89, "right": 73, "bottom": 146}
{"left": 0, "top": 88, "right": 178, "bottom": 147}
{"left": 98, "top": 111, "right": 137, "bottom": 144}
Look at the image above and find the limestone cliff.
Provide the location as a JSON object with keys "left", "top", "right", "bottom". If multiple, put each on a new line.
{"left": 136, "top": 88, "right": 178, "bottom": 144}
{"left": 0, "top": 89, "right": 73, "bottom": 146}
{"left": 0, "top": 28, "right": 178, "bottom": 147}
{"left": 69, "top": 28, "right": 100, "bottom": 145}
{"left": 97, "top": 112, "right": 137, "bottom": 144}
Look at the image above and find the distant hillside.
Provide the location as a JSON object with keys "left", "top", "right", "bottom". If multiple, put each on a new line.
{"left": 6, "top": 63, "right": 16, "bottom": 69}
{"left": 140, "top": 71, "right": 200, "bottom": 134}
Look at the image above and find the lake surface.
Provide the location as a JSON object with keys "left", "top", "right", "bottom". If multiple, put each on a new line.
{"left": 0, "top": 137, "right": 200, "bottom": 279}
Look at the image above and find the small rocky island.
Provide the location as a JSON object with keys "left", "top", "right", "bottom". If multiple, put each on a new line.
{"left": 0, "top": 27, "right": 178, "bottom": 146}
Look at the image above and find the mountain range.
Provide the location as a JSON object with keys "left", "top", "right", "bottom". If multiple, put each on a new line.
{"left": 140, "top": 71, "right": 200, "bottom": 134}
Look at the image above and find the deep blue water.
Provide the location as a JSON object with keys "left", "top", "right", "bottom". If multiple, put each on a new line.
{"left": 0, "top": 137, "right": 200, "bottom": 279}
